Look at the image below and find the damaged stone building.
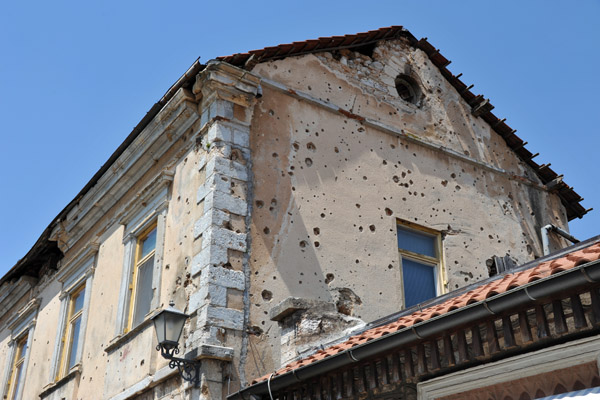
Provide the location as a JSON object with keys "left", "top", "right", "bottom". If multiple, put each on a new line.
{"left": 1, "top": 26, "right": 598, "bottom": 400}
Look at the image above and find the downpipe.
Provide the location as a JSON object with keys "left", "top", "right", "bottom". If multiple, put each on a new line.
{"left": 541, "top": 224, "right": 580, "bottom": 256}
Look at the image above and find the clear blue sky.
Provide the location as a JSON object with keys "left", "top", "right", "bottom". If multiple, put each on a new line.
{"left": 1, "top": 1, "right": 598, "bottom": 277}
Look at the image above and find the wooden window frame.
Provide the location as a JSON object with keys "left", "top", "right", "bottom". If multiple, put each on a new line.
{"left": 55, "top": 284, "right": 86, "bottom": 380}
{"left": 6, "top": 334, "right": 28, "bottom": 400}
{"left": 397, "top": 220, "right": 446, "bottom": 308}
{"left": 125, "top": 221, "right": 157, "bottom": 332}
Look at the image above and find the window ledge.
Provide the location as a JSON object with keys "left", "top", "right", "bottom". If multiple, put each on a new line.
{"left": 40, "top": 366, "right": 81, "bottom": 398}
{"left": 104, "top": 309, "right": 159, "bottom": 354}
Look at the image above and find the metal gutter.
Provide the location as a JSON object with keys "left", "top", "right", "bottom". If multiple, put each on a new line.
{"left": 228, "top": 258, "right": 600, "bottom": 400}
{"left": 0, "top": 59, "right": 205, "bottom": 287}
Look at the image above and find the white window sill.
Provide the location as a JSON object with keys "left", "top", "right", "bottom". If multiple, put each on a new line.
{"left": 40, "top": 365, "right": 81, "bottom": 398}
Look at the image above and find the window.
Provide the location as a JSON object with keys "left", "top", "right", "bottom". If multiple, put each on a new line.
{"left": 6, "top": 335, "right": 28, "bottom": 400}
{"left": 397, "top": 222, "right": 444, "bottom": 308}
{"left": 126, "top": 222, "right": 157, "bottom": 331}
{"left": 56, "top": 284, "right": 85, "bottom": 380}
{"left": 395, "top": 74, "right": 421, "bottom": 105}
{"left": 48, "top": 247, "right": 95, "bottom": 384}
{"left": 115, "top": 183, "right": 169, "bottom": 336}
{"left": 1, "top": 299, "right": 37, "bottom": 400}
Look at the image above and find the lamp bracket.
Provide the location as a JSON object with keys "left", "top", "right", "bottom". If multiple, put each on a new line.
{"left": 157, "top": 344, "right": 201, "bottom": 386}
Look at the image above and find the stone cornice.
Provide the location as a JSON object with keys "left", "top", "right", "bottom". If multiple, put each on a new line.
{"left": 0, "top": 276, "right": 37, "bottom": 317}
{"left": 53, "top": 88, "right": 198, "bottom": 251}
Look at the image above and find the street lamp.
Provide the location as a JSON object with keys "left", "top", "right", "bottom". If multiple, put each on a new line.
{"left": 151, "top": 301, "right": 200, "bottom": 385}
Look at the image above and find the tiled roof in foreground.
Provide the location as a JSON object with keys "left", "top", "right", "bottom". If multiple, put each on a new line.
{"left": 253, "top": 240, "right": 600, "bottom": 383}
{"left": 218, "top": 26, "right": 589, "bottom": 221}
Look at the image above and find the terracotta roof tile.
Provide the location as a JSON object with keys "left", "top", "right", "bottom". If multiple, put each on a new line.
{"left": 251, "top": 241, "right": 600, "bottom": 384}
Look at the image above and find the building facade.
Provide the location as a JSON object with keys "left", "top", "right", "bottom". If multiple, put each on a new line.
{"left": 0, "top": 26, "right": 594, "bottom": 400}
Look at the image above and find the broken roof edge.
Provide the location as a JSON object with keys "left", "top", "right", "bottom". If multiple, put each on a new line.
{"left": 229, "top": 238, "right": 600, "bottom": 399}
{"left": 0, "top": 59, "right": 206, "bottom": 288}
{"left": 217, "top": 26, "right": 588, "bottom": 221}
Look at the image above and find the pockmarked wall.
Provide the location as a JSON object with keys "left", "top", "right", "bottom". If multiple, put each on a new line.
{"left": 244, "top": 39, "right": 569, "bottom": 373}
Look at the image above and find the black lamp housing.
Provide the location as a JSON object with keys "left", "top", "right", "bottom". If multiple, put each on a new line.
{"left": 151, "top": 301, "right": 200, "bottom": 385}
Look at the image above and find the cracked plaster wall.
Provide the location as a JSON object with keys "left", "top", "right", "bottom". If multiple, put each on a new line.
{"left": 244, "top": 39, "right": 569, "bottom": 375}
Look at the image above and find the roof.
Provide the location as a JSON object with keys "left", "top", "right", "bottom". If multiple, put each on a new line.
{"left": 218, "top": 26, "right": 589, "bottom": 221}
{"left": 253, "top": 239, "right": 600, "bottom": 383}
{"left": 1, "top": 27, "right": 590, "bottom": 305}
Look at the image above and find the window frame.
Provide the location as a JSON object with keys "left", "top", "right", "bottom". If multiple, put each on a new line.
{"left": 56, "top": 284, "right": 86, "bottom": 380}
{"left": 397, "top": 220, "right": 446, "bottom": 308}
{"left": 1, "top": 299, "right": 38, "bottom": 400}
{"left": 115, "top": 185, "right": 169, "bottom": 336}
{"left": 48, "top": 247, "right": 96, "bottom": 384}
{"left": 126, "top": 221, "right": 158, "bottom": 331}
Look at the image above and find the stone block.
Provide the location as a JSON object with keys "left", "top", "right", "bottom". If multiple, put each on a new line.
{"left": 213, "top": 156, "right": 248, "bottom": 181}
{"left": 212, "top": 191, "right": 247, "bottom": 216}
{"left": 211, "top": 227, "right": 247, "bottom": 252}
{"left": 193, "top": 209, "right": 230, "bottom": 239}
{"left": 206, "top": 123, "right": 232, "bottom": 143}
{"left": 197, "top": 182, "right": 212, "bottom": 204}
{"left": 205, "top": 306, "right": 244, "bottom": 330}
{"left": 191, "top": 246, "right": 229, "bottom": 276}
{"left": 233, "top": 128, "right": 250, "bottom": 148}
{"left": 269, "top": 297, "right": 336, "bottom": 321}
{"left": 205, "top": 265, "right": 245, "bottom": 290}
{"left": 189, "top": 283, "right": 227, "bottom": 310}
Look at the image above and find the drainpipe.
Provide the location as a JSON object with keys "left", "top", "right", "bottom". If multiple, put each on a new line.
{"left": 227, "top": 258, "right": 600, "bottom": 400}
{"left": 541, "top": 224, "right": 580, "bottom": 256}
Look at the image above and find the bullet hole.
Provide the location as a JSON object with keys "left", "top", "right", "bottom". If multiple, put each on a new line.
{"left": 393, "top": 175, "right": 399, "bottom": 183}
{"left": 334, "top": 147, "right": 339, "bottom": 153}
{"left": 320, "top": 213, "right": 326, "bottom": 218}
{"left": 313, "top": 227, "right": 320, "bottom": 235}
{"left": 385, "top": 208, "right": 393, "bottom": 216}
{"left": 363, "top": 176, "right": 367, "bottom": 180}
{"left": 263, "top": 227, "right": 270, "bottom": 234}
{"left": 272, "top": 152, "right": 278, "bottom": 157}
{"left": 307, "top": 142, "right": 316, "bottom": 151}
{"left": 401, "top": 172, "right": 406, "bottom": 178}
{"left": 268, "top": 109, "right": 275, "bottom": 116}
{"left": 441, "top": 180, "right": 448, "bottom": 187}
{"left": 293, "top": 143, "right": 300, "bottom": 150}
{"left": 451, "top": 173, "right": 456, "bottom": 178}
{"left": 455, "top": 185, "right": 461, "bottom": 191}
{"left": 325, "top": 273, "right": 335, "bottom": 284}
{"left": 355, "top": 204, "right": 361, "bottom": 208}
{"left": 292, "top": 186, "right": 296, "bottom": 191}
{"left": 269, "top": 199, "right": 277, "bottom": 211}
{"left": 488, "top": 235, "right": 494, "bottom": 239}
{"left": 383, "top": 160, "right": 388, "bottom": 165}
{"left": 355, "top": 259, "right": 360, "bottom": 264}
{"left": 255, "top": 200, "right": 264, "bottom": 208}
{"left": 314, "top": 241, "right": 320, "bottom": 248}
{"left": 388, "top": 264, "right": 393, "bottom": 269}
{"left": 261, "top": 290, "right": 273, "bottom": 301}
{"left": 369, "top": 225, "right": 376, "bottom": 232}
{"left": 359, "top": 226, "right": 364, "bottom": 232}
{"left": 140, "top": 359, "right": 145, "bottom": 366}
{"left": 299, "top": 240, "right": 308, "bottom": 248}
{"left": 305, "top": 158, "right": 313, "bottom": 167}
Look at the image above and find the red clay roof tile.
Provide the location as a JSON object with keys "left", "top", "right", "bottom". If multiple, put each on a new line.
{"left": 251, "top": 241, "right": 600, "bottom": 384}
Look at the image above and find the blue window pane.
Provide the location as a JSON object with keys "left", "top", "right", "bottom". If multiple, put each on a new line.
{"left": 140, "top": 227, "right": 157, "bottom": 259}
{"left": 397, "top": 226, "right": 436, "bottom": 257}
{"left": 403, "top": 258, "right": 436, "bottom": 308}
